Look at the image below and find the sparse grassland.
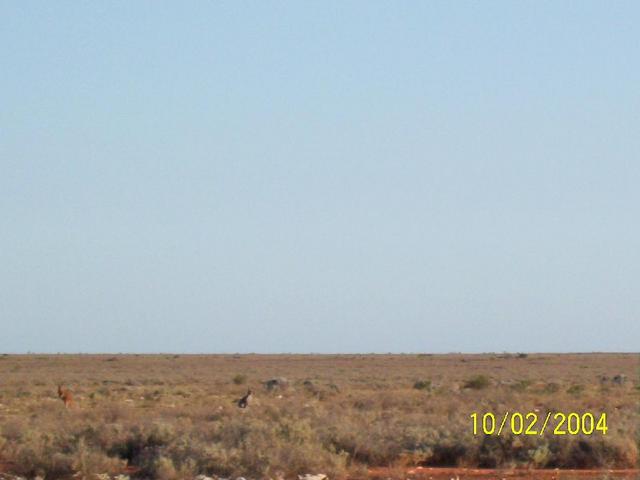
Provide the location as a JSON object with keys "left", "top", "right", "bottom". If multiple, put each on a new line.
{"left": 0, "top": 353, "right": 637, "bottom": 479}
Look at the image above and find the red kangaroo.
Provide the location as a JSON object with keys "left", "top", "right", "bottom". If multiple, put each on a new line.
{"left": 57, "top": 384, "right": 74, "bottom": 409}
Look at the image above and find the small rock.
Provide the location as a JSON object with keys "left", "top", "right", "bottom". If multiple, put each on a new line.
{"left": 298, "top": 474, "right": 328, "bottom": 480}
{"left": 612, "top": 374, "right": 627, "bottom": 385}
{"left": 264, "top": 377, "right": 289, "bottom": 391}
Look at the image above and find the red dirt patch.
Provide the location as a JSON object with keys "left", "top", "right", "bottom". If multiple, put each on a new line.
{"left": 368, "top": 466, "right": 640, "bottom": 479}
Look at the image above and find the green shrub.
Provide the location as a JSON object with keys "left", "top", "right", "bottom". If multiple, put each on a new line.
{"left": 511, "top": 379, "right": 532, "bottom": 392}
{"left": 413, "top": 380, "right": 431, "bottom": 390}
{"left": 567, "top": 384, "right": 585, "bottom": 395}
{"left": 464, "top": 375, "right": 490, "bottom": 390}
{"left": 544, "top": 382, "right": 560, "bottom": 393}
{"left": 233, "top": 374, "right": 248, "bottom": 385}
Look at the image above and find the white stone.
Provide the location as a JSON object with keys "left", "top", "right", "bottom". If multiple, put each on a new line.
{"left": 298, "top": 474, "right": 328, "bottom": 480}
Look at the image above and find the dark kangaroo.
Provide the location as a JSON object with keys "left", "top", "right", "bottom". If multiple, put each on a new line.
{"left": 237, "top": 389, "right": 253, "bottom": 408}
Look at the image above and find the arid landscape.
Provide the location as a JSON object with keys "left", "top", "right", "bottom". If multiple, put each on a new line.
{"left": 0, "top": 353, "right": 637, "bottom": 480}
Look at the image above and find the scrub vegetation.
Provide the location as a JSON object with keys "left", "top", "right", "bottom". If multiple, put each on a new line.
{"left": 0, "top": 353, "right": 637, "bottom": 479}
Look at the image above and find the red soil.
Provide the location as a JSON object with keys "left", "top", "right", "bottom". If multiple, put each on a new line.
{"left": 368, "top": 466, "right": 640, "bottom": 479}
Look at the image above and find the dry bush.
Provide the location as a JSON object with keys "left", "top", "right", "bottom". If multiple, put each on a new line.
{"left": 0, "top": 353, "right": 636, "bottom": 478}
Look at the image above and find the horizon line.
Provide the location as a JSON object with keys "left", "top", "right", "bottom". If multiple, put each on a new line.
{"left": 2, "top": 351, "right": 638, "bottom": 355}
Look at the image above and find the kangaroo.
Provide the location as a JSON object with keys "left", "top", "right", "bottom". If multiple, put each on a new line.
{"left": 237, "top": 389, "right": 253, "bottom": 408}
{"left": 57, "top": 384, "right": 74, "bottom": 409}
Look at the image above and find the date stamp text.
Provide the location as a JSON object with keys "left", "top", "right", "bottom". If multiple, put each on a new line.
{"left": 470, "top": 412, "right": 608, "bottom": 436}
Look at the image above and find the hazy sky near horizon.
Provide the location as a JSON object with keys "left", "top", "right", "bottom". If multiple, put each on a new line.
{"left": 1, "top": 2, "right": 639, "bottom": 353}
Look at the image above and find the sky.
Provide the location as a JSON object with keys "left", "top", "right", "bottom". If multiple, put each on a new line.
{"left": 1, "top": 1, "right": 639, "bottom": 353}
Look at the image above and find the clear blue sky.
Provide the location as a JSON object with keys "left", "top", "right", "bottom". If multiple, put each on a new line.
{"left": 1, "top": 2, "right": 638, "bottom": 353}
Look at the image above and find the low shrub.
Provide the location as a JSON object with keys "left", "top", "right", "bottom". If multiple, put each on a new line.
{"left": 233, "top": 374, "right": 248, "bottom": 385}
{"left": 567, "top": 384, "right": 585, "bottom": 395}
{"left": 464, "top": 375, "right": 490, "bottom": 390}
{"left": 413, "top": 380, "right": 431, "bottom": 390}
